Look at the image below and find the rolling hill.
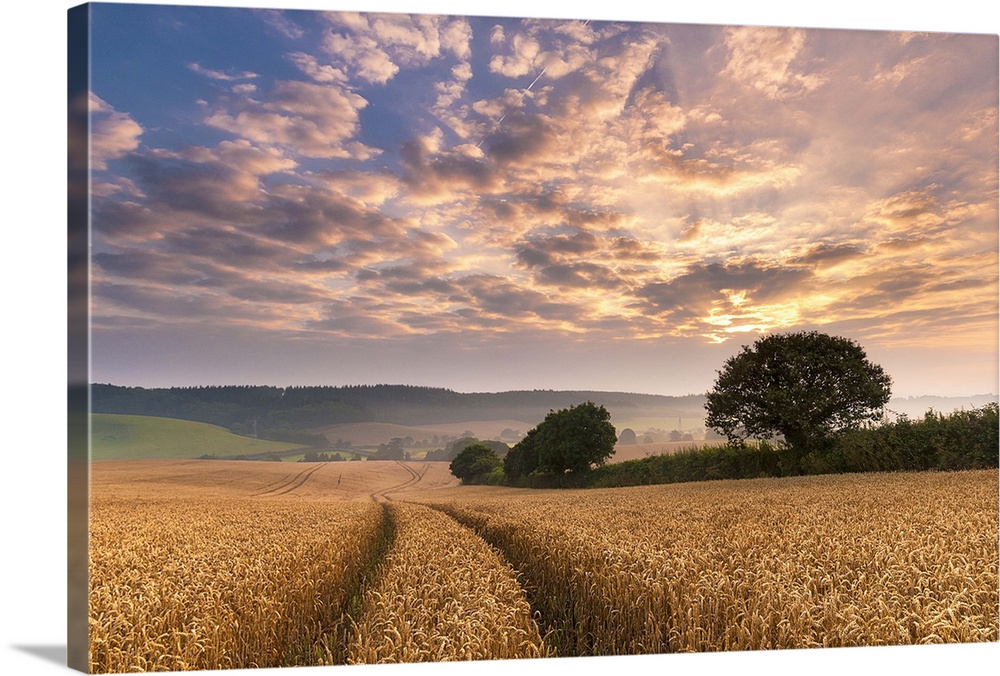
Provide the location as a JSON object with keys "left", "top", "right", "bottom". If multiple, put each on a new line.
{"left": 91, "top": 414, "right": 301, "bottom": 461}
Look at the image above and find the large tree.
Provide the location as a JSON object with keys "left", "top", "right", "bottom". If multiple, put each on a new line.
{"left": 504, "top": 427, "right": 540, "bottom": 479}
{"left": 705, "top": 331, "right": 892, "bottom": 462}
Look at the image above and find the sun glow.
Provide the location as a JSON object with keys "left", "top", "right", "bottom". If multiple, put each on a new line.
{"left": 703, "top": 296, "right": 801, "bottom": 343}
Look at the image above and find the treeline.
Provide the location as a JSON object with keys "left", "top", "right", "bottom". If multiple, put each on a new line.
{"left": 91, "top": 383, "right": 702, "bottom": 435}
{"left": 448, "top": 403, "right": 998, "bottom": 489}
{"left": 91, "top": 384, "right": 448, "bottom": 442}
{"left": 577, "top": 404, "right": 998, "bottom": 489}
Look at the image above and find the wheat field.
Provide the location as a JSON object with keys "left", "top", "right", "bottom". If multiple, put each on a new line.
{"left": 424, "top": 470, "right": 999, "bottom": 654}
{"left": 88, "top": 493, "right": 386, "bottom": 672}
{"left": 88, "top": 462, "right": 998, "bottom": 671}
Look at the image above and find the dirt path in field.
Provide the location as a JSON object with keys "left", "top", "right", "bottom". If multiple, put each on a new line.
{"left": 370, "top": 461, "right": 430, "bottom": 502}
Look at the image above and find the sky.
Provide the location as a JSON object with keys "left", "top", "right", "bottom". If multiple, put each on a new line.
{"left": 81, "top": 0, "right": 999, "bottom": 397}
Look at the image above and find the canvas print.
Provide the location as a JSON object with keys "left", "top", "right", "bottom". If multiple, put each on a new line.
{"left": 68, "top": 1, "right": 999, "bottom": 673}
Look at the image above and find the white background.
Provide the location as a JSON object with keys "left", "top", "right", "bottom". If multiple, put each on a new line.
{"left": 2, "top": 1, "right": 997, "bottom": 675}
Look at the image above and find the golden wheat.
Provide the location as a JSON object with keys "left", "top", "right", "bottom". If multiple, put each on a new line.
{"left": 425, "top": 469, "right": 999, "bottom": 654}
{"left": 89, "top": 460, "right": 997, "bottom": 670}
{"left": 346, "top": 502, "right": 553, "bottom": 663}
{"left": 88, "top": 494, "right": 383, "bottom": 672}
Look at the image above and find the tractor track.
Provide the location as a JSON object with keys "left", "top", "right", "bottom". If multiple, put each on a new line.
{"left": 252, "top": 463, "right": 324, "bottom": 496}
{"left": 370, "top": 461, "right": 428, "bottom": 502}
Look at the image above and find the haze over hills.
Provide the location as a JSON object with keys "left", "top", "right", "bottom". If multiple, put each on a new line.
{"left": 89, "top": 384, "right": 998, "bottom": 461}
{"left": 92, "top": 383, "right": 995, "bottom": 432}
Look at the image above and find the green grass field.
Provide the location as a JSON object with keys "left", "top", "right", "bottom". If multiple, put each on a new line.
{"left": 91, "top": 414, "right": 301, "bottom": 461}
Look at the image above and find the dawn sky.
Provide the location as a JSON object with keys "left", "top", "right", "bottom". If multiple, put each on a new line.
{"left": 85, "top": 1, "right": 999, "bottom": 397}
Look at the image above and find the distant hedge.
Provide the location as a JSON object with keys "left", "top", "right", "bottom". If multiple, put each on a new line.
{"left": 576, "top": 403, "right": 998, "bottom": 489}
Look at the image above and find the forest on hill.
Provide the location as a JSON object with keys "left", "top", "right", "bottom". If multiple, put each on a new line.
{"left": 90, "top": 384, "right": 706, "bottom": 443}
{"left": 91, "top": 383, "right": 996, "bottom": 449}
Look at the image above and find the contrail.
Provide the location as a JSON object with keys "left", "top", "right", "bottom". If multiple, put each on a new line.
{"left": 477, "top": 19, "right": 592, "bottom": 149}
{"left": 475, "top": 63, "right": 549, "bottom": 149}
{"left": 488, "top": 65, "right": 548, "bottom": 129}
{"left": 524, "top": 65, "right": 549, "bottom": 93}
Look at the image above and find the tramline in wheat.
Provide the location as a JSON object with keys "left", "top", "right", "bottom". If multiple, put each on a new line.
{"left": 344, "top": 502, "right": 552, "bottom": 663}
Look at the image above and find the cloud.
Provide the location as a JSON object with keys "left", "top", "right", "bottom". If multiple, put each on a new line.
{"left": 228, "top": 282, "right": 327, "bottom": 304}
{"left": 868, "top": 54, "right": 934, "bottom": 89}
{"left": 534, "top": 261, "right": 624, "bottom": 290}
{"left": 160, "top": 226, "right": 299, "bottom": 268}
{"left": 256, "top": 9, "right": 305, "bottom": 40}
{"left": 213, "top": 139, "right": 297, "bottom": 175}
{"left": 440, "top": 18, "right": 473, "bottom": 61}
{"left": 429, "top": 59, "right": 478, "bottom": 141}
{"left": 187, "top": 62, "right": 258, "bottom": 81}
{"left": 356, "top": 262, "right": 461, "bottom": 299}
{"left": 93, "top": 281, "right": 242, "bottom": 324}
{"left": 91, "top": 199, "right": 163, "bottom": 241}
{"left": 127, "top": 148, "right": 270, "bottom": 219}
{"left": 308, "top": 168, "right": 402, "bottom": 205}
{"left": 323, "top": 32, "right": 399, "bottom": 84}
{"left": 482, "top": 112, "right": 557, "bottom": 167}
{"left": 787, "top": 243, "right": 865, "bottom": 268}
{"left": 252, "top": 182, "right": 408, "bottom": 248}
{"left": 399, "top": 130, "right": 498, "bottom": 202}
{"left": 457, "top": 274, "right": 581, "bottom": 325}
{"left": 204, "top": 80, "right": 379, "bottom": 159}
{"left": 310, "top": 313, "right": 408, "bottom": 336}
{"left": 722, "top": 26, "right": 826, "bottom": 99}
{"left": 488, "top": 18, "right": 604, "bottom": 81}
{"left": 489, "top": 32, "right": 543, "bottom": 77}
{"left": 634, "top": 261, "right": 813, "bottom": 337}
{"left": 514, "top": 228, "right": 602, "bottom": 267}
{"left": 475, "top": 25, "right": 667, "bottom": 183}
{"left": 321, "top": 12, "right": 472, "bottom": 85}
{"left": 288, "top": 52, "right": 348, "bottom": 84}
{"left": 93, "top": 250, "right": 196, "bottom": 285}
{"left": 92, "top": 139, "right": 296, "bottom": 247}
{"left": 88, "top": 93, "right": 143, "bottom": 170}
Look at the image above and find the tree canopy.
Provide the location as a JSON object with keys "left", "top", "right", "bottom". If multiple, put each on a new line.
{"left": 533, "top": 401, "right": 617, "bottom": 474}
{"left": 705, "top": 331, "right": 892, "bottom": 463}
{"left": 504, "top": 427, "right": 541, "bottom": 479}
{"left": 449, "top": 443, "right": 501, "bottom": 483}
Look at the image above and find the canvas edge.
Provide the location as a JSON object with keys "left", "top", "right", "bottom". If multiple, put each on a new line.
{"left": 68, "top": 3, "right": 92, "bottom": 673}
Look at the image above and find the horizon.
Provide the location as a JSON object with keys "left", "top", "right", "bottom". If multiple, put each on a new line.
{"left": 89, "top": 380, "right": 998, "bottom": 401}
{"left": 83, "top": 2, "right": 999, "bottom": 400}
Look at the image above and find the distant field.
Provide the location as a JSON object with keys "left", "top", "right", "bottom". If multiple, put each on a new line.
{"left": 319, "top": 418, "right": 708, "bottom": 450}
{"left": 90, "top": 459, "right": 460, "bottom": 502}
{"left": 91, "top": 414, "right": 301, "bottom": 461}
{"left": 611, "top": 416, "right": 706, "bottom": 433}
{"left": 610, "top": 439, "right": 727, "bottom": 463}
{"left": 316, "top": 419, "right": 534, "bottom": 446}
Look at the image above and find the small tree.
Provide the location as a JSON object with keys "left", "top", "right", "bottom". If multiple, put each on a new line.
{"left": 705, "top": 331, "right": 892, "bottom": 469}
{"left": 449, "top": 443, "right": 501, "bottom": 483}
{"left": 372, "top": 438, "right": 405, "bottom": 460}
